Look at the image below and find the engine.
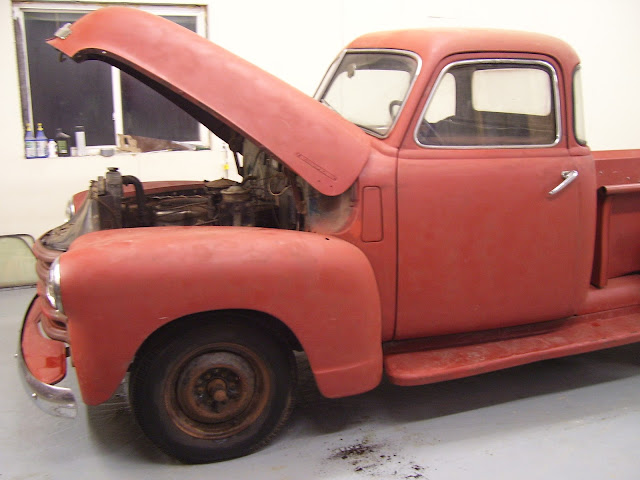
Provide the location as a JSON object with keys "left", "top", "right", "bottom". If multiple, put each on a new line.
{"left": 41, "top": 168, "right": 298, "bottom": 252}
{"left": 40, "top": 139, "right": 355, "bottom": 252}
{"left": 117, "top": 173, "right": 299, "bottom": 230}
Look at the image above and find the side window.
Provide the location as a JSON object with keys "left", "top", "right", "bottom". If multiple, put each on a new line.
{"left": 573, "top": 65, "right": 587, "bottom": 145}
{"left": 424, "top": 73, "right": 456, "bottom": 123}
{"left": 417, "top": 60, "right": 559, "bottom": 148}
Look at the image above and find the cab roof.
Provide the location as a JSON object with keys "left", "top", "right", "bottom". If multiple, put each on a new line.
{"left": 347, "top": 28, "right": 580, "bottom": 70}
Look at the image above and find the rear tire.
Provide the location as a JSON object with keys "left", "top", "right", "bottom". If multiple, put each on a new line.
{"left": 129, "top": 317, "right": 296, "bottom": 463}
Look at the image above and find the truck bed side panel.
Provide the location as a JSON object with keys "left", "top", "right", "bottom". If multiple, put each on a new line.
{"left": 592, "top": 150, "right": 640, "bottom": 287}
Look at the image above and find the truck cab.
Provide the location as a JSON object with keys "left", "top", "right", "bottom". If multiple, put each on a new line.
{"left": 315, "top": 29, "right": 596, "bottom": 341}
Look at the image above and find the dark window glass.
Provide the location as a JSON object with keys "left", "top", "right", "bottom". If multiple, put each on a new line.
{"left": 23, "top": 11, "right": 115, "bottom": 145}
{"left": 121, "top": 16, "right": 199, "bottom": 141}
{"left": 19, "top": 11, "right": 202, "bottom": 147}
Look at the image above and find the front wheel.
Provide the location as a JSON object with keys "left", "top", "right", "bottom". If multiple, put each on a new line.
{"left": 129, "top": 317, "right": 296, "bottom": 463}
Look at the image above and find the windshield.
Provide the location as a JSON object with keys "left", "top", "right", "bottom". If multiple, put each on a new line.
{"left": 318, "top": 51, "right": 419, "bottom": 137}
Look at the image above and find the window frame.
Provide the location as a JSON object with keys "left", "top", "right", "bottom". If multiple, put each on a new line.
{"left": 13, "top": 1, "right": 209, "bottom": 154}
{"left": 414, "top": 58, "right": 562, "bottom": 149}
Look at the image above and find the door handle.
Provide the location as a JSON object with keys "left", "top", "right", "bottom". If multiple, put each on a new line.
{"left": 549, "top": 170, "right": 578, "bottom": 196}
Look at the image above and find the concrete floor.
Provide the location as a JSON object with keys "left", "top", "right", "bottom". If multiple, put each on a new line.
{"left": 3, "top": 286, "right": 640, "bottom": 479}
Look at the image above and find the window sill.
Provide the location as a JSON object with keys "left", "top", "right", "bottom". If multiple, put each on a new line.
{"left": 27, "top": 147, "right": 211, "bottom": 160}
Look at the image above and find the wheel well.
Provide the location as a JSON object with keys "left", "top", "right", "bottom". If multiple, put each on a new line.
{"left": 133, "top": 309, "right": 303, "bottom": 368}
{"left": 127, "top": 311, "right": 298, "bottom": 463}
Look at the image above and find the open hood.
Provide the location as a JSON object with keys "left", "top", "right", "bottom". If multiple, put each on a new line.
{"left": 47, "top": 7, "right": 371, "bottom": 196}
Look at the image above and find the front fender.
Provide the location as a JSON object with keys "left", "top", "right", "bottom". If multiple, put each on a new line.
{"left": 60, "top": 227, "right": 382, "bottom": 405}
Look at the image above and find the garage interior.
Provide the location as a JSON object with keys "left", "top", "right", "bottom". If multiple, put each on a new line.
{"left": 3, "top": 0, "right": 640, "bottom": 478}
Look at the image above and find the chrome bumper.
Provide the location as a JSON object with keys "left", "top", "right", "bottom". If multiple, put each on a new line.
{"left": 16, "top": 344, "right": 77, "bottom": 418}
{"left": 17, "top": 298, "right": 77, "bottom": 418}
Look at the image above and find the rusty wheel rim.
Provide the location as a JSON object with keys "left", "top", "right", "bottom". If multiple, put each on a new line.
{"left": 165, "top": 343, "right": 271, "bottom": 439}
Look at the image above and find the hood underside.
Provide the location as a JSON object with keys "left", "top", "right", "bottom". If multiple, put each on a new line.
{"left": 47, "top": 7, "right": 371, "bottom": 196}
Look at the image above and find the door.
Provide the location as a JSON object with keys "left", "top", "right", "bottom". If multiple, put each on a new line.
{"left": 395, "top": 58, "right": 587, "bottom": 339}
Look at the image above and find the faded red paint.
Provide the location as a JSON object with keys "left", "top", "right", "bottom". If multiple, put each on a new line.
{"left": 60, "top": 227, "right": 382, "bottom": 404}
{"left": 21, "top": 8, "right": 640, "bottom": 412}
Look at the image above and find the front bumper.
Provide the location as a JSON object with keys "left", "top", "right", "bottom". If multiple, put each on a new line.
{"left": 17, "top": 295, "right": 76, "bottom": 418}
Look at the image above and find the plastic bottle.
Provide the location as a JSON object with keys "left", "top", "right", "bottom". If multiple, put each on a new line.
{"left": 74, "top": 125, "right": 86, "bottom": 156}
{"left": 25, "top": 124, "right": 36, "bottom": 159}
{"left": 48, "top": 140, "right": 58, "bottom": 158}
{"left": 55, "top": 128, "right": 71, "bottom": 157}
{"left": 35, "top": 123, "right": 48, "bottom": 158}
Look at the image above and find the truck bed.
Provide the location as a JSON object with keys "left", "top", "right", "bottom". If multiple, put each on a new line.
{"left": 592, "top": 149, "right": 640, "bottom": 287}
{"left": 594, "top": 149, "right": 640, "bottom": 186}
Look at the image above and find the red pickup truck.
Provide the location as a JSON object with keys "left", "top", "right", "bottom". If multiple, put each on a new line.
{"left": 19, "top": 7, "right": 640, "bottom": 464}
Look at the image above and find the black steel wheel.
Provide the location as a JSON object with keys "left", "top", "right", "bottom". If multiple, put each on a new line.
{"left": 129, "top": 317, "right": 296, "bottom": 463}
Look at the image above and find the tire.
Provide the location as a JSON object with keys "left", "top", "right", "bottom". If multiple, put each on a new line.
{"left": 129, "top": 316, "right": 296, "bottom": 463}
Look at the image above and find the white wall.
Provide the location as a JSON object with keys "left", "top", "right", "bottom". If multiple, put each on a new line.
{"left": 2, "top": 0, "right": 639, "bottom": 238}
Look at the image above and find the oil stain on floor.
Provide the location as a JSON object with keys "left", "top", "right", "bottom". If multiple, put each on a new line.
{"left": 328, "top": 438, "right": 427, "bottom": 478}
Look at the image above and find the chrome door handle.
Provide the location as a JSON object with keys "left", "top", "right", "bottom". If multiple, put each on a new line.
{"left": 549, "top": 170, "right": 578, "bottom": 196}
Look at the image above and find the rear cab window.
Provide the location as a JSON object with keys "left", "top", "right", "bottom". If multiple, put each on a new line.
{"left": 416, "top": 59, "right": 560, "bottom": 148}
{"left": 573, "top": 65, "right": 587, "bottom": 145}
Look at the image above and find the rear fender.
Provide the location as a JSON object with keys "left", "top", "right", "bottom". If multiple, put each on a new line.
{"left": 60, "top": 227, "right": 382, "bottom": 405}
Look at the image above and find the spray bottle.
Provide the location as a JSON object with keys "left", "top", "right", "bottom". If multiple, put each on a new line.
{"left": 35, "top": 123, "right": 48, "bottom": 158}
{"left": 25, "top": 124, "right": 36, "bottom": 159}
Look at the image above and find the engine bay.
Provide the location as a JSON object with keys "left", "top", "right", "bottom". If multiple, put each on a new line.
{"left": 41, "top": 139, "right": 355, "bottom": 252}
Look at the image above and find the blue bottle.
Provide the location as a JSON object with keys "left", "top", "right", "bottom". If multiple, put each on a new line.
{"left": 25, "top": 124, "right": 36, "bottom": 159}
{"left": 35, "top": 123, "right": 48, "bottom": 158}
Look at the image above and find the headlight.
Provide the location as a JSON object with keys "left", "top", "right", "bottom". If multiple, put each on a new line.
{"left": 45, "top": 257, "right": 64, "bottom": 313}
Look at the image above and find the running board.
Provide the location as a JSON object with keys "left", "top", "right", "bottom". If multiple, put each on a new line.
{"left": 384, "top": 307, "right": 640, "bottom": 386}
